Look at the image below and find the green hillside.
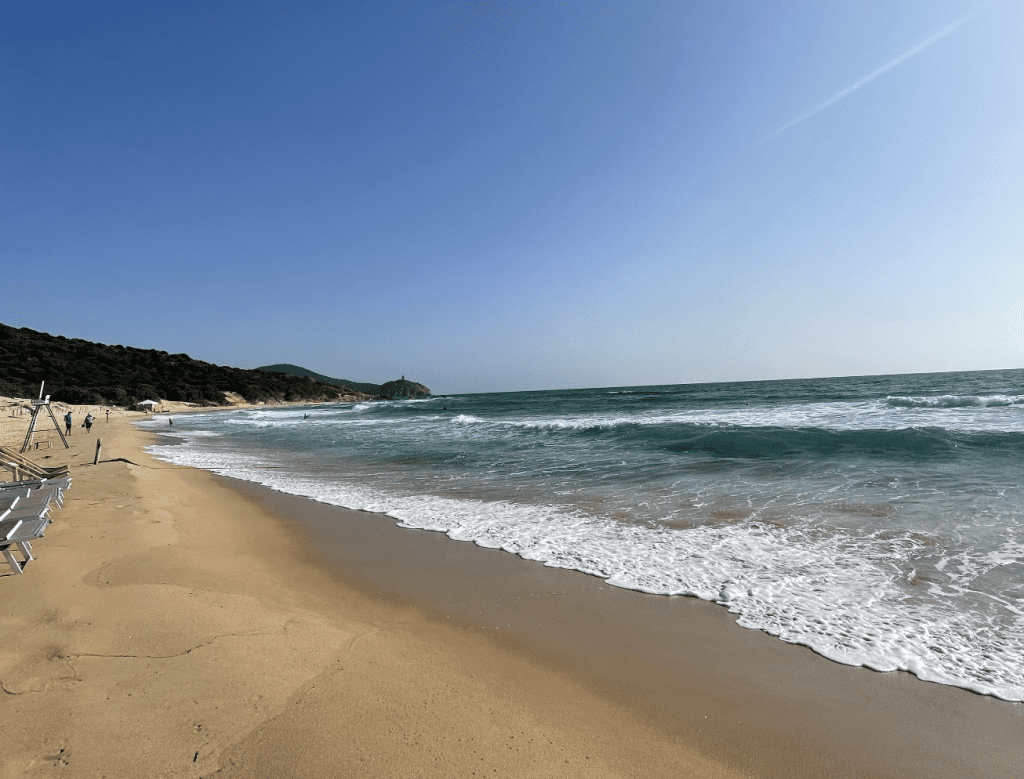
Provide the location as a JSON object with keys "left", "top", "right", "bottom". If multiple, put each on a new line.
{"left": 256, "top": 364, "right": 382, "bottom": 396}
{"left": 0, "top": 323, "right": 366, "bottom": 407}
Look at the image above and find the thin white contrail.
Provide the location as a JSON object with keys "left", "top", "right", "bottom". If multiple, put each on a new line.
{"left": 758, "top": 7, "right": 983, "bottom": 144}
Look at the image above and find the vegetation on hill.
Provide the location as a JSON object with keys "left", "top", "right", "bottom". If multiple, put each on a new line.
{"left": 256, "top": 363, "right": 382, "bottom": 396}
{"left": 0, "top": 323, "right": 426, "bottom": 407}
{"left": 378, "top": 378, "right": 432, "bottom": 399}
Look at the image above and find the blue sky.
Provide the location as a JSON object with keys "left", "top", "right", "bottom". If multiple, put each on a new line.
{"left": 3, "top": 1, "right": 1021, "bottom": 393}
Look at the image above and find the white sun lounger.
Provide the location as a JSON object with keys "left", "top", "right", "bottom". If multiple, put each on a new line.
{"left": 0, "top": 513, "right": 53, "bottom": 574}
{"left": 0, "top": 488, "right": 28, "bottom": 513}
{"left": 0, "top": 476, "right": 71, "bottom": 509}
{"left": 0, "top": 478, "right": 70, "bottom": 574}
{"left": 0, "top": 517, "right": 23, "bottom": 542}
{"left": 15, "top": 483, "right": 65, "bottom": 511}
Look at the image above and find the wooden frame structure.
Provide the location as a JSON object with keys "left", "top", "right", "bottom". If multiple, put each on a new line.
{"left": 20, "top": 382, "right": 69, "bottom": 453}
{"left": 0, "top": 447, "right": 70, "bottom": 481}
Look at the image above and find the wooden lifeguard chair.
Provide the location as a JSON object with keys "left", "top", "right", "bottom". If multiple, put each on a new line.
{"left": 20, "top": 382, "right": 70, "bottom": 453}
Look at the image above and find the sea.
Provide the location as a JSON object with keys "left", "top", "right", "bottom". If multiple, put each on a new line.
{"left": 138, "top": 369, "right": 1024, "bottom": 702}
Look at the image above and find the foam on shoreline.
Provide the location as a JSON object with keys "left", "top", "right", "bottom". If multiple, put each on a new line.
{"left": 4, "top": 412, "right": 1021, "bottom": 777}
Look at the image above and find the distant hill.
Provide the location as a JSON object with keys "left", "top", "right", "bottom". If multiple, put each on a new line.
{"left": 377, "top": 377, "right": 431, "bottom": 400}
{"left": 0, "top": 323, "right": 373, "bottom": 407}
{"left": 256, "top": 364, "right": 382, "bottom": 396}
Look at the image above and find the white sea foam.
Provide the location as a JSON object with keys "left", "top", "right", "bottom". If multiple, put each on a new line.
{"left": 436, "top": 399, "right": 1024, "bottom": 435}
{"left": 142, "top": 397, "right": 1024, "bottom": 438}
{"left": 145, "top": 438, "right": 1024, "bottom": 701}
{"left": 887, "top": 394, "right": 1024, "bottom": 409}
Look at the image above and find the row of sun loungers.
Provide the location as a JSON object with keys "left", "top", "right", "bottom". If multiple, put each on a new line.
{"left": 0, "top": 467, "right": 72, "bottom": 575}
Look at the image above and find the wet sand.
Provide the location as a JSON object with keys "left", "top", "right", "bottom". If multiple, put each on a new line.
{"left": 1, "top": 413, "right": 1021, "bottom": 777}
{"left": 226, "top": 478, "right": 1024, "bottom": 779}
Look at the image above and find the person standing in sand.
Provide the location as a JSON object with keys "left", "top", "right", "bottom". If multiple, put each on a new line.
{"left": 64, "top": 410, "right": 73, "bottom": 436}
{"left": 85, "top": 412, "right": 95, "bottom": 432}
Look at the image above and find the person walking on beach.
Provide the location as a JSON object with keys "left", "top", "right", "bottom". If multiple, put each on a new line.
{"left": 105, "top": 408, "right": 109, "bottom": 422}
{"left": 84, "top": 413, "right": 95, "bottom": 432}
{"left": 64, "top": 410, "right": 73, "bottom": 436}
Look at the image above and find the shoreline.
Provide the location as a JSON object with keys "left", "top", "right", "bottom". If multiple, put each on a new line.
{"left": 218, "top": 474, "right": 1024, "bottom": 779}
{"left": 1, "top": 414, "right": 1021, "bottom": 777}
{"left": 0, "top": 415, "right": 743, "bottom": 778}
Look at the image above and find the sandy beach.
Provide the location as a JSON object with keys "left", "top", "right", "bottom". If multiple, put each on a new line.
{"left": 1, "top": 405, "right": 1022, "bottom": 778}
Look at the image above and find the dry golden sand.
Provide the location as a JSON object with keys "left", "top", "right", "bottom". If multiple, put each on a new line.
{"left": 0, "top": 411, "right": 743, "bottom": 778}
{"left": 1, "top": 403, "right": 1022, "bottom": 778}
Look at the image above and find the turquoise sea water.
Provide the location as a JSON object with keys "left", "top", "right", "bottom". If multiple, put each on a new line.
{"left": 140, "top": 369, "right": 1024, "bottom": 701}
